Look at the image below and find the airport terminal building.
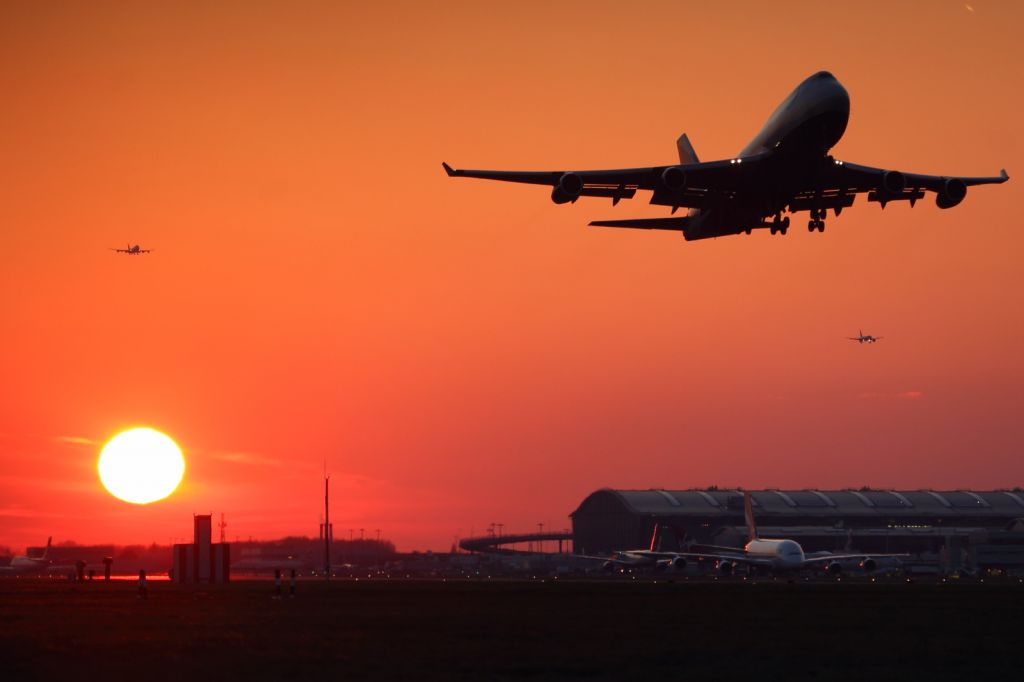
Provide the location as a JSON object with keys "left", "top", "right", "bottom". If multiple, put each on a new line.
{"left": 570, "top": 489, "right": 1024, "bottom": 572}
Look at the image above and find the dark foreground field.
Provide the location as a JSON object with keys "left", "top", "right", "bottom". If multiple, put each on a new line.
{"left": 1, "top": 578, "right": 1021, "bottom": 680}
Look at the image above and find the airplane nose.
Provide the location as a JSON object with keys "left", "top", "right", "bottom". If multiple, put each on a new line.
{"left": 813, "top": 70, "right": 836, "bottom": 81}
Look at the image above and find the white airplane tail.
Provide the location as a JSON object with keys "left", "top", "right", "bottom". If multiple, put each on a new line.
{"left": 743, "top": 493, "right": 758, "bottom": 542}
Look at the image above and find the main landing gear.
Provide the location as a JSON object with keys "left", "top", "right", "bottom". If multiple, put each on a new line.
{"left": 769, "top": 214, "right": 790, "bottom": 236}
{"left": 808, "top": 208, "right": 826, "bottom": 232}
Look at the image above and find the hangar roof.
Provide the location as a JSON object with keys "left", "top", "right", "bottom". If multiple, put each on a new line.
{"left": 571, "top": 489, "right": 1024, "bottom": 518}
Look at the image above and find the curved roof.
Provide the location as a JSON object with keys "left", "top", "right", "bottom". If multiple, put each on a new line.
{"left": 572, "top": 488, "right": 1024, "bottom": 518}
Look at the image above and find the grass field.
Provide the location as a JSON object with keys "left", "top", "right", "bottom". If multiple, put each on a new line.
{"left": 1, "top": 578, "right": 1021, "bottom": 680}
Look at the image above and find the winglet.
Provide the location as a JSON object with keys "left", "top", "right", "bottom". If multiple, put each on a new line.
{"left": 1001, "top": 168, "right": 1009, "bottom": 181}
{"left": 442, "top": 162, "right": 457, "bottom": 177}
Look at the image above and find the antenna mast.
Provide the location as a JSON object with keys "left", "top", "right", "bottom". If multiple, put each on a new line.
{"left": 323, "top": 464, "right": 332, "bottom": 580}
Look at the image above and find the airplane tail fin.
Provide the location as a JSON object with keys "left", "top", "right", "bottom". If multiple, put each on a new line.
{"left": 743, "top": 493, "right": 758, "bottom": 542}
{"left": 676, "top": 133, "right": 699, "bottom": 165}
{"left": 42, "top": 536, "right": 52, "bottom": 559}
{"left": 649, "top": 524, "right": 662, "bottom": 552}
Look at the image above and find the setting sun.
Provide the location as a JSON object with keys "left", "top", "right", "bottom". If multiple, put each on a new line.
{"left": 97, "top": 428, "right": 185, "bottom": 504}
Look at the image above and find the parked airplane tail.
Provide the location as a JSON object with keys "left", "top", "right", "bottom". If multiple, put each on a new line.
{"left": 743, "top": 493, "right": 758, "bottom": 542}
{"left": 42, "top": 536, "right": 52, "bottom": 559}
{"left": 649, "top": 524, "right": 688, "bottom": 552}
{"left": 649, "top": 524, "right": 662, "bottom": 552}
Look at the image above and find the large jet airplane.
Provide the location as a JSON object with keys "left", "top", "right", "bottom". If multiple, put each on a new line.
{"left": 848, "top": 330, "right": 882, "bottom": 344}
{"left": 601, "top": 494, "right": 903, "bottom": 575}
{"left": 0, "top": 537, "right": 52, "bottom": 576}
{"left": 443, "top": 71, "right": 1008, "bottom": 241}
{"left": 110, "top": 243, "right": 152, "bottom": 255}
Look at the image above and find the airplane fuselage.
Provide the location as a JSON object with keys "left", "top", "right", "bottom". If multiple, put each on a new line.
{"left": 743, "top": 538, "right": 807, "bottom": 570}
{"left": 687, "top": 71, "right": 850, "bottom": 238}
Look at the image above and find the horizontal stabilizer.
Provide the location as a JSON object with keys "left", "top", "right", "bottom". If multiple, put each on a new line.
{"left": 589, "top": 217, "right": 690, "bottom": 231}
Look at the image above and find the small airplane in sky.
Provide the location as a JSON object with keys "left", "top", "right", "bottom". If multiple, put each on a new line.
{"left": 0, "top": 537, "right": 52, "bottom": 575}
{"left": 598, "top": 494, "right": 903, "bottom": 575}
{"left": 443, "top": 71, "right": 1008, "bottom": 241}
{"left": 110, "top": 243, "right": 152, "bottom": 255}
{"left": 848, "top": 331, "right": 882, "bottom": 344}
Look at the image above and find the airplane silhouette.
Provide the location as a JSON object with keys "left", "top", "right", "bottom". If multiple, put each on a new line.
{"left": 110, "top": 243, "right": 152, "bottom": 255}
{"left": 443, "top": 71, "right": 1008, "bottom": 241}
{"left": 848, "top": 331, "right": 882, "bottom": 344}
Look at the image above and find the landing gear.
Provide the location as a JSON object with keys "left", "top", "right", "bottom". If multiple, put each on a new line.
{"left": 808, "top": 210, "right": 826, "bottom": 232}
{"left": 770, "top": 214, "right": 790, "bottom": 236}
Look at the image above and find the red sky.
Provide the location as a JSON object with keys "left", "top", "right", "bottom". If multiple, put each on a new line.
{"left": 1, "top": 1, "right": 1021, "bottom": 552}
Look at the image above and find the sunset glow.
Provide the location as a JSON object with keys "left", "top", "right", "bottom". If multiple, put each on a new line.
{"left": 97, "top": 428, "right": 185, "bottom": 504}
{"left": 0, "top": 2, "right": 1021, "bottom": 552}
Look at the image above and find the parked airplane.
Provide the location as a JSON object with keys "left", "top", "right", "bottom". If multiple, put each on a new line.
{"left": 111, "top": 244, "right": 152, "bottom": 255}
{"left": 600, "top": 494, "right": 904, "bottom": 575}
{"left": 443, "top": 71, "right": 1008, "bottom": 241}
{"left": 0, "top": 537, "right": 52, "bottom": 575}
{"left": 848, "top": 330, "right": 882, "bottom": 344}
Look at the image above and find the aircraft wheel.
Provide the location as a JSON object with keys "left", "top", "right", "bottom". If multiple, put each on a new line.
{"left": 770, "top": 226, "right": 777, "bottom": 235}
{"left": 782, "top": 217, "right": 790, "bottom": 228}
{"left": 808, "top": 221, "right": 816, "bottom": 232}
{"left": 780, "top": 226, "right": 788, "bottom": 235}
{"left": 818, "top": 222, "right": 826, "bottom": 232}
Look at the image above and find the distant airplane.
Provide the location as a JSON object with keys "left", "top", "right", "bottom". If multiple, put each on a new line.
{"left": 598, "top": 494, "right": 903, "bottom": 575}
{"left": 110, "top": 244, "right": 152, "bottom": 255}
{"left": 848, "top": 331, "right": 882, "bottom": 344}
{"left": 443, "top": 71, "right": 1008, "bottom": 241}
{"left": 0, "top": 537, "right": 51, "bottom": 576}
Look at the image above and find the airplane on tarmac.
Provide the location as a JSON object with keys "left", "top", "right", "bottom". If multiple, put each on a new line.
{"left": 110, "top": 244, "right": 152, "bottom": 255}
{"left": 0, "top": 537, "right": 52, "bottom": 575}
{"left": 599, "top": 494, "right": 905, "bottom": 575}
{"left": 848, "top": 330, "right": 882, "bottom": 344}
{"left": 443, "top": 71, "right": 1008, "bottom": 241}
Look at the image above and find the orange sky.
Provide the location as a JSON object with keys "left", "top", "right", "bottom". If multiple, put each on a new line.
{"left": 1, "top": 1, "right": 1022, "bottom": 552}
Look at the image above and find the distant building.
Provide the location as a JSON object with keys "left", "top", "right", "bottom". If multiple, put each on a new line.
{"left": 571, "top": 488, "right": 1024, "bottom": 571}
{"left": 172, "top": 514, "right": 230, "bottom": 583}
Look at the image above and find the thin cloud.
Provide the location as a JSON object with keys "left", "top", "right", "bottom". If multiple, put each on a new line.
{"left": 211, "top": 451, "right": 284, "bottom": 467}
{"left": 858, "top": 390, "right": 925, "bottom": 400}
{"left": 54, "top": 435, "right": 98, "bottom": 446}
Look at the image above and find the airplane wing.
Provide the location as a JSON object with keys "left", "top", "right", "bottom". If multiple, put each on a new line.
{"left": 809, "top": 161, "right": 1008, "bottom": 210}
{"left": 803, "top": 553, "right": 907, "bottom": 564}
{"left": 443, "top": 153, "right": 773, "bottom": 209}
{"left": 670, "top": 551, "right": 776, "bottom": 567}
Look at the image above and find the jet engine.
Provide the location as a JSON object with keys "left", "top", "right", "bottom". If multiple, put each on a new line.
{"left": 936, "top": 177, "right": 967, "bottom": 209}
{"left": 859, "top": 558, "right": 877, "bottom": 573}
{"left": 602, "top": 560, "right": 617, "bottom": 573}
{"left": 551, "top": 172, "right": 584, "bottom": 204}
{"left": 825, "top": 561, "right": 843, "bottom": 575}
{"left": 881, "top": 170, "right": 906, "bottom": 194}
{"left": 671, "top": 557, "right": 687, "bottom": 571}
{"left": 661, "top": 166, "right": 687, "bottom": 192}
{"left": 717, "top": 560, "right": 734, "bottom": 575}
